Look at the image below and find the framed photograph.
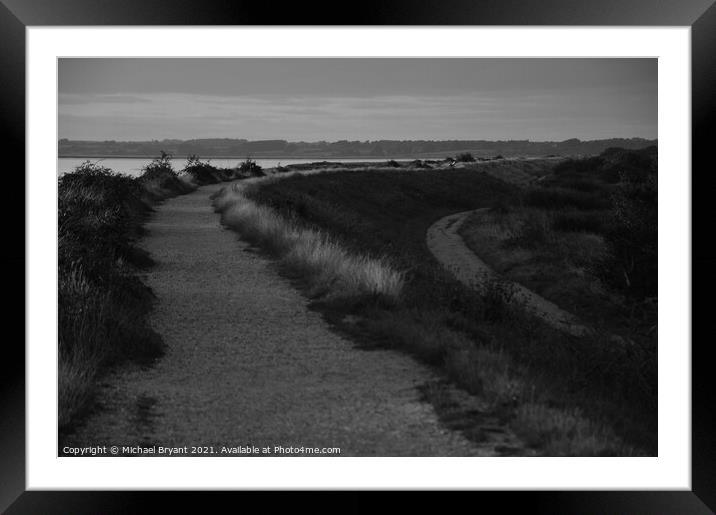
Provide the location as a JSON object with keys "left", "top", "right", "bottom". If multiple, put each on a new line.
{"left": 3, "top": 0, "right": 713, "bottom": 511}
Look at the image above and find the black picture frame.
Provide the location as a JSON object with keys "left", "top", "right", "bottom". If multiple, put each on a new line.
{"left": 2, "top": 1, "right": 713, "bottom": 512}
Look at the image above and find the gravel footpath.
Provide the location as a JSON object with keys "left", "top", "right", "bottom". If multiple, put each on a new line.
{"left": 427, "top": 209, "right": 587, "bottom": 337}
{"left": 61, "top": 184, "right": 511, "bottom": 457}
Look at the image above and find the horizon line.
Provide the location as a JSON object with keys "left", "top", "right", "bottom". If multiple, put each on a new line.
{"left": 59, "top": 136, "right": 658, "bottom": 144}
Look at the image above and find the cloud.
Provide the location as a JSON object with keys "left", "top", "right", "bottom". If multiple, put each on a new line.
{"left": 58, "top": 89, "right": 656, "bottom": 141}
{"left": 59, "top": 93, "right": 153, "bottom": 105}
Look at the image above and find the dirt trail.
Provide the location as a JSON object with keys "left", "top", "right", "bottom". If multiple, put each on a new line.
{"left": 427, "top": 209, "right": 587, "bottom": 337}
{"left": 61, "top": 184, "right": 525, "bottom": 456}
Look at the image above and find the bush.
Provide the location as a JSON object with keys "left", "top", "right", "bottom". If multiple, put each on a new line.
{"left": 456, "top": 152, "right": 476, "bottom": 162}
{"left": 137, "top": 151, "right": 195, "bottom": 198}
{"left": 183, "top": 154, "right": 232, "bottom": 185}
{"left": 139, "top": 150, "right": 176, "bottom": 181}
{"left": 238, "top": 157, "right": 264, "bottom": 177}
{"left": 59, "top": 162, "right": 147, "bottom": 279}
{"left": 410, "top": 159, "right": 431, "bottom": 169}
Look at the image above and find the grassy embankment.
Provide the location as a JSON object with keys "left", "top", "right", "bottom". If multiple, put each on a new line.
{"left": 213, "top": 157, "right": 656, "bottom": 456}
{"left": 58, "top": 155, "right": 260, "bottom": 431}
{"left": 459, "top": 147, "right": 658, "bottom": 339}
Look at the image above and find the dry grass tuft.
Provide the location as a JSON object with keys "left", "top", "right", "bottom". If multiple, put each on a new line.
{"left": 214, "top": 184, "right": 404, "bottom": 302}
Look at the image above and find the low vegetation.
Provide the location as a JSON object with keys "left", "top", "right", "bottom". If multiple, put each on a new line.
{"left": 237, "top": 157, "right": 264, "bottom": 178}
{"left": 58, "top": 155, "right": 240, "bottom": 431}
{"left": 213, "top": 183, "right": 404, "bottom": 302}
{"left": 459, "top": 146, "right": 658, "bottom": 336}
{"left": 182, "top": 155, "right": 264, "bottom": 185}
{"left": 215, "top": 163, "right": 656, "bottom": 455}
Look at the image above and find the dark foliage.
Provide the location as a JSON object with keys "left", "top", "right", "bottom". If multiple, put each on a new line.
{"left": 59, "top": 162, "right": 148, "bottom": 280}
{"left": 183, "top": 155, "right": 235, "bottom": 184}
{"left": 238, "top": 157, "right": 264, "bottom": 177}
{"left": 58, "top": 162, "right": 163, "bottom": 365}
{"left": 409, "top": 159, "right": 431, "bottom": 169}
{"left": 137, "top": 152, "right": 194, "bottom": 198}
{"left": 546, "top": 146, "right": 658, "bottom": 299}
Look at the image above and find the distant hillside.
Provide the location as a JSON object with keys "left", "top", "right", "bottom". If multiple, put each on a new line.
{"left": 58, "top": 137, "right": 657, "bottom": 159}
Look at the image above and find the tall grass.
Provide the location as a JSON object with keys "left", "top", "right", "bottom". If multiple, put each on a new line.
{"left": 214, "top": 183, "right": 404, "bottom": 302}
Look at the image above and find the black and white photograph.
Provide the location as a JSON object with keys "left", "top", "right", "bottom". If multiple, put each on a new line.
{"left": 1, "top": 0, "right": 711, "bottom": 508}
{"left": 56, "top": 57, "right": 659, "bottom": 458}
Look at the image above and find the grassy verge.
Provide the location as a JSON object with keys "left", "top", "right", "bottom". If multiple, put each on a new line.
{"left": 214, "top": 164, "right": 656, "bottom": 456}
{"left": 58, "top": 156, "right": 248, "bottom": 431}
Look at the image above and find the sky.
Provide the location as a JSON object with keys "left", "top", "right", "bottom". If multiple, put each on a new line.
{"left": 58, "top": 58, "right": 657, "bottom": 142}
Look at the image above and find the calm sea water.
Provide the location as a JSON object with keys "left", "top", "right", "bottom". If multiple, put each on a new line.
{"left": 57, "top": 157, "right": 395, "bottom": 177}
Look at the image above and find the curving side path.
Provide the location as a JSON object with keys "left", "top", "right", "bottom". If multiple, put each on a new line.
{"left": 61, "top": 183, "right": 526, "bottom": 457}
{"left": 427, "top": 209, "right": 587, "bottom": 337}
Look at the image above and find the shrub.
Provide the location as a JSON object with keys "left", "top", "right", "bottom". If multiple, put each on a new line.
{"left": 238, "top": 157, "right": 264, "bottom": 177}
{"left": 139, "top": 150, "right": 176, "bottom": 181}
{"left": 183, "top": 154, "right": 229, "bottom": 185}
{"left": 58, "top": 162, "right": 147, "bottom": 279}
{"left": 137, "top": 151, "right": 195, "bottom": 198}
{"left": 456, "top": 152, "right": 476, "bottom": 162}
{"left": 410, "top": 159, "right": 431, "bottom": 169}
